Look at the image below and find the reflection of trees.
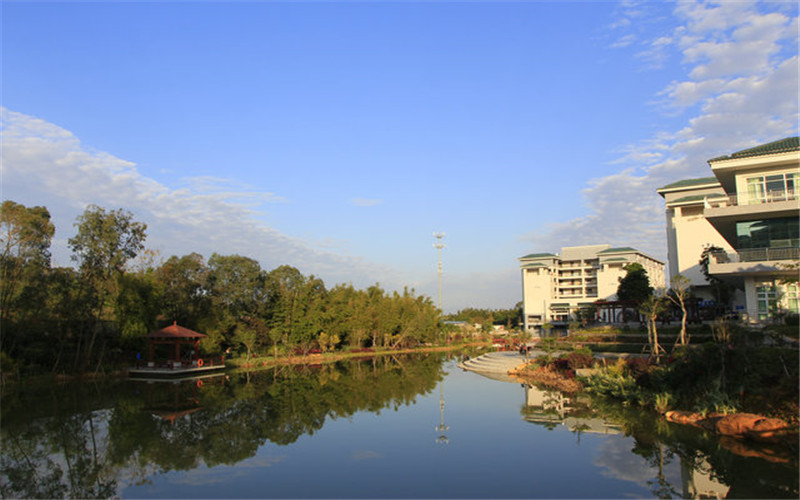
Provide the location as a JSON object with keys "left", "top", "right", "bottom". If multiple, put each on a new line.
{"left": 1, "top": 354, "right": 444, "bottom": 498}
{"left": 1, "top": 404, "right": 118, "bottom": 498}
{"left": 588, "top": 396, "right": 798, "bottom": 499}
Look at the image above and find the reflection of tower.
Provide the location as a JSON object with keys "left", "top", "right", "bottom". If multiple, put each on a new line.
{"left": 435, "top": 382, "right": 449, "bottom": 444}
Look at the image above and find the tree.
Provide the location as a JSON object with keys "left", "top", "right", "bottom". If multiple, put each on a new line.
{"left": 0, "top": 201, "right": 55, "bottom": 331}
{"left": 156, "top": 253, "right": 210, "bottom": 328}
{"left": 667, "top": 274, "right": 691, "bottom": 347}
{"left": 639, "top": 292, "right": 667, "bottom": 364}
{"left": 68, "top": 205, "right": 147, "bottom": 371}
{"left": 617, "top": 263, "right": 653, "bottom": 306}
{"left": 699, "top": 245, "right": 735, "bottom": 307}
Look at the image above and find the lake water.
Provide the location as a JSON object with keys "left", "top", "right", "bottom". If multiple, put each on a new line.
{"left": 1, "top": 352, "right": 797, "bottom": 498}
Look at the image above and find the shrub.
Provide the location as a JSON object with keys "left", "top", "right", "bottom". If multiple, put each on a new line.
{"left": 565, "top": 351, "right": 594, "bottom": 369}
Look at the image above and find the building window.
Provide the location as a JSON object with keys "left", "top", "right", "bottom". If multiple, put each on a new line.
{"left": 756, "top": 283, "right": 778, "bottom": 321}
{"left": 746, "top": 172, "right": 798, "bottom": 203}
{"left": 786, "top": 283, "right": 799, "bottom": 314}
{"left": 736, "top": 217, "right": 799, "bottom": 249}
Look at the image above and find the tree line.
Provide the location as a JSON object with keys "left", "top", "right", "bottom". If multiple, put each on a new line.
{"left": 1, "top": 201, "right": 442, "bottom": 376}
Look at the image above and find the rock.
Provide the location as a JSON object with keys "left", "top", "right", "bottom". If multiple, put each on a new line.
{"left": 715, "top": 413, "right": 766, "bottom": 437}
{"left": 746, "top": 418, "right": 795, "bottom": 443}
{"left": 665, "top": 411, "right": 704, "bottom": 427}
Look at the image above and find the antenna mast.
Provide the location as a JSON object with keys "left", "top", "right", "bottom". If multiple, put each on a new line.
{"left": 433, "top": 232, "right": 445, "bottom": 312}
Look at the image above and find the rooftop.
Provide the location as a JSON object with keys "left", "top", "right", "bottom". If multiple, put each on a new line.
{"left": 596, "top": 247, "right": 638, "bottom": 254}
{"left": 667, "top": 193, "right": 728, "bottom": 205}
{"left": 657, "top": 177, "right": 719, "bottom": 192}
{"left": 708, "top": 137, "right": 799, "bottom": 162}
{"left": 519, "top": 252, "right": 557, "bottom": 260}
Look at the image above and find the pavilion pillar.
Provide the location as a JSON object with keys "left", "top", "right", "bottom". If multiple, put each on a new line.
{"left": 174, "top": 341, "right": 181, "bottom": 368}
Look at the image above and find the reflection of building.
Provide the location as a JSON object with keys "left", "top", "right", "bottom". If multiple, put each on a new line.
{"left": 519, "top": 245, "right": 665, "bottom": 330}
{"left": 658, "top": 137, "right": 799, "bottom": 323}
{"left": 521, "top": 384, "right": 622, "bottom": 435}
{"left": 681, "top": 455, "right": 730, "bottom": 499}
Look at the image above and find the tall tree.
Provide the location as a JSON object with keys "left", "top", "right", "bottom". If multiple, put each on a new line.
{"left": 156, "top": 253, "right": 209, "bottom": 328}
{"left": 667, "top": 274, "right": 691, "bottom": 347}
{"left": 205, "top": 253, "right": 266, "bottom": 352}
{"left": 639, "top": 292, "right": 667, "bottom": 363}
{"left": 0, "top": 201, "right": 55, "bottom": 331}
{"left": 617, "top": 263, "right": 653, "bottom": 306}
{"left": 68, "top": 205, "right": 147, "bottom": 371}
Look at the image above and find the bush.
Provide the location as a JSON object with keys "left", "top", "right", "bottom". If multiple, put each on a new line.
{"left": 565, "top": 350, "right": 594, "bottom": 369}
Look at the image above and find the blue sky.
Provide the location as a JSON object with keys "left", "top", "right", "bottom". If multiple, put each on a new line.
{"left": 2, "top": 1, "right": 798, "bottom": 312}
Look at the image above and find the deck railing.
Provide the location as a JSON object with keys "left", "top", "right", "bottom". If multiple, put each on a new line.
{"left": 709, "top": 189, "right": 799, "bottom": 208}
{"left": 711, "top": 246, "right": 799, "bottom": 264}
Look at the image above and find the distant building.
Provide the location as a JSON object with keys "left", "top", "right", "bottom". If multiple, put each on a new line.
{"left": 519, "top": 244, "right": 665, "bottom": 330}
{"left": 657, "top": 137, "right": 799, "bottom": 323}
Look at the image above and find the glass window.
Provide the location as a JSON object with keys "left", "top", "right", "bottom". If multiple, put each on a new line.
{"left": 756, "top": 283, "right": 777, "bottom": 321}
{"left": 736, "top": 217, "right": 800, "bottom": 249}
{"left": 747, "top": 177, "right": 765, "bottom": 204}
{"left": 745, "top": 173, "right": 799, "bottom": 203}
{"left": 786, "top": 284, "right": 799, "bottom": 314}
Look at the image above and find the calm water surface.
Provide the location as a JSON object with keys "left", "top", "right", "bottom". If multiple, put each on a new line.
{"left": 1, "top": 353, "right": 797, "bottom": 498}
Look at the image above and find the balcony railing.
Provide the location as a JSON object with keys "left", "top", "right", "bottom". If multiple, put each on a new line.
{"left": 711, "top": 247, "right": 799, "bottom": 264}
{"left": 708, "top": 189, "right": 799, "bottom": 208}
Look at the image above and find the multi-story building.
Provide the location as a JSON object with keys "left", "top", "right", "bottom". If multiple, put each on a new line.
{"left": 657, "top": 137, "right": 799, "bottom": 323}
{"left": 519, "top": 244, "right": 665, "bottom": 330}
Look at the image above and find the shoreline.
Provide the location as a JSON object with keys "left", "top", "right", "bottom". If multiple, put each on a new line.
{"left": 226, "top": 342, "right": 489, "bottom": 372}
{"left": 2, "top": 342, "right": 490, "bottom": 388}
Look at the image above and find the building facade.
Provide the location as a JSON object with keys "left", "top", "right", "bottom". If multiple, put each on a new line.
{"left": 657, "top": 137, "right": 799, "bottom": 323}
{"left": 519, "top": 244, "right": 665, "bottom": 330}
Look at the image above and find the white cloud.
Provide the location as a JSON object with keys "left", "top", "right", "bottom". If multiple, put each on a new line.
{"left": 523, "top": 1, "right": 799, "bottom": 269}
{"left": 0, "top": 107, "right": 400, "bottom": 289}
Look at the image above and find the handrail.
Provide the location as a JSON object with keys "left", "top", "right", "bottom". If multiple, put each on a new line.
{"left": 709, "top": 189, "right": 799, "bottom": 208}
{"left": 711, "top": 247, "right": 799, "bottom": 263}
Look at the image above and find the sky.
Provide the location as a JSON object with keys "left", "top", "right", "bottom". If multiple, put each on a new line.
{"left": 2, "top": 0, "right": 798, "bottom": 312}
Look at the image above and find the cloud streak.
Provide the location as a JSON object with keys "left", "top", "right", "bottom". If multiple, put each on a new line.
{"left": 0, "top": 107, "right": 401, "bottom": 289}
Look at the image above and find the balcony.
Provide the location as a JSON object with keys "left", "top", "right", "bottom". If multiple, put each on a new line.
{"left": 707, "top": 188, "right": 798, "bottom": 208}
{"left": 704, "top": 189, "right": 799, "bottom": 243}
{"left": 708, "top": 247, "right": 799, "bottom": 276}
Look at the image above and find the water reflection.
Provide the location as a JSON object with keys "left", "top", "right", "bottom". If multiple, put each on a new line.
{"left": 1, "top": 354, "right": 444, "bottom": 499}
{"left": 1, "top": 354, "right": 797, "bottom": 499}
{"left": 434, "top": 382, "right": 449, "bottom": 444}
{"left": 519, "top": 381, "right": 797, "bottom": 498}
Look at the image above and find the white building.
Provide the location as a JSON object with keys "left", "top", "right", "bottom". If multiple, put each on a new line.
{"left": 657, "top": 137, "right": 799, "bottom": 323}
{"left": 519, "top": 244, "right": 665, "bottom": 330}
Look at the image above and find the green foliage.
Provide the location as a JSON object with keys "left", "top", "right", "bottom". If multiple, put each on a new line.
{"left": 1, "top": 201, "right": 55, "bottom": 337}
{"left": 445, "top": 305, "right": 522, "bottom": 329}
{"left": 698, "top": 245, "right": 737, "bottom": 306}
{"left": 585, "top": 369, "right": 644, "bottom": 405}
{"left": 617, "top": 263, "right": 653, "bottom": 305}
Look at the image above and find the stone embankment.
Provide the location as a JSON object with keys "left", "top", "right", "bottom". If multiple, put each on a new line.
{"left": 458, "top": 351, "right": 530, "bottom": 382}
{"left": 665, "top": 411, "right": 796, "bottom": 443}
{"left": 665, "top": 410, "right": 798, "bottom": 464}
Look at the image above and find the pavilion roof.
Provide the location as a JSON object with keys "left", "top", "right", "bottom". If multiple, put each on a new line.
{"left": 146, "top": 322, "right": 207, "bottom": 339}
